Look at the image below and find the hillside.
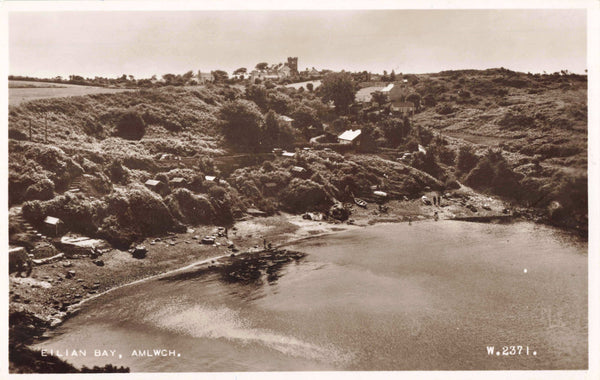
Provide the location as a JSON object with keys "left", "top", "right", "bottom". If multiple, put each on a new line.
{"left": 8, "top": 68, "right": 588, "bottom": 251}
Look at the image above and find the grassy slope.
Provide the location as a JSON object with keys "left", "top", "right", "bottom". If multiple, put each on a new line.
{"left": 411, "top": 69, "right": 587, "bottom": 169}
{"left": 8, "top": 70, "right": 588, "bottom": 237}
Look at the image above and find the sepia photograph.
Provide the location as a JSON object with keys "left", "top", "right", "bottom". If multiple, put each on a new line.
{"left": 2, "top": 1, "right": 598, "bottom": 378}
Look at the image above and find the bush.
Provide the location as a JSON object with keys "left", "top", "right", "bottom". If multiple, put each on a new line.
{"left": 106, "top": 159, "right": 129, "bottom": 184}
{"left": 456, "top": 145, "right": 478, "bottom": 174}
{"left": 436, "top": 104, "right": 456, "bottom": 115}
{"left": 115, "top": 109, "right": 146, "bottom": 140}
{"left": 24, "top": 179, "right": 55, "bottom": 201}
{"left": 165, "top": 188, "right": 215, "bottom": 225}
{"left": 9, "top": 128, "right": 28, "bottom": 141}
{"left": 219, "top": 99, "right": 264, "bottom": 151}
{"left": 280, "top": 178, "right": 333, "bottom": 213}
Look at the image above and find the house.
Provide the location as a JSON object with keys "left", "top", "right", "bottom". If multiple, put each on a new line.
{"left": 279, "top": 115, "right": 294, "bottom": 125}
{"left": 338, "top": 129, "right": 362, "bottom": 145}
{"left": 198, "top": 72, "right": 214, "bottom": 83}
{"left": 145, "top": 179, "right": 168, "bottom": 195}
{"left": 309, "top": 67, "right": 320, "bottom": 76}
{"left": 390, "top": 101, "right": 415, "bottom": 116}
{"left": 388, "top": 82, "right": 409, "bottom": 102}
{"left": 43, "top": 216, "right": 64, "bottom": 236}
{"left": 279, "top": 66, "right": 292, "bottom": 77}
{"left": 291, "top": 166, "right": 308, "bottom": 177}
{"left": 171, "top": 177, "right": 186, "bottom": 187}
{"left": 380, "top": 83, "right": 394, "bottom": 93}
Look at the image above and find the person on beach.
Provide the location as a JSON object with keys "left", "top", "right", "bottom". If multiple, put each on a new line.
{"left": 408, "top": 216, "right": 412, "bottom": 225}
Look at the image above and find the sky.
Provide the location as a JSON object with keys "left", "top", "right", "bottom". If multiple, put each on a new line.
{"left": 8, "top": 9, "right": 588, "bottom": 79}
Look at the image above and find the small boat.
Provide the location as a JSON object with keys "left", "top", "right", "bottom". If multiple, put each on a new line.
{"left": 354, "top": 198, "right": 367, "bottom": 208}
{"left": 201, "top": 236, "right": 216, "bottom": 245}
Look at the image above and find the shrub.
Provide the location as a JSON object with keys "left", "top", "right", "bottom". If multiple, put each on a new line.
{"left": 219, "top": 99, "right": 264, "bottom": 151}
{"left": 456, "top": 145, "right": 478, "bottom": 174}
{"left": 436, "top": 104, "right": 456, "bottom": 115}
{"left": 106, "top": 159, "right": 129, "bottom": 184}
{"left": 115, "top": 109, "right": 146, "bottom": 140}
{"left": 24, "top": 179, "right": 55, "bottom": 201}
{"left": 165, "top": 188, "right": 215, "bottom": 225}
{"left": 9, "top": 128, "right": 28, "bottom": 141}
{"left": 280, "top": 178, "right": 333, "bottom": 213}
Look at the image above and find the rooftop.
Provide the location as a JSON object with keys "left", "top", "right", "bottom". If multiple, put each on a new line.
{"left": 338, "top": 129, "right": 362, "bottom": 142}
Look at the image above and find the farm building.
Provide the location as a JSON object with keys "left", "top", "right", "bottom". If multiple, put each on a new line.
{"left": 338, "top": 129, "right": 362, "bottom": 145}
{"left": 43, "top": 216, "right": 64, "bottom": 236}
{"left": 390, "top": 101, "right": 415, "bottom": 116}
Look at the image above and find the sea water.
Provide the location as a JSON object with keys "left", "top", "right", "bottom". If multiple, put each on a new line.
{"left": 34, "top": 221, "right": 587, "bottom": 371}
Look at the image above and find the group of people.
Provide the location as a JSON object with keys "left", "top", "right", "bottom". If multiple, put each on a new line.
{"left": 432, "top": 194, "right": 442, "bottom": 206}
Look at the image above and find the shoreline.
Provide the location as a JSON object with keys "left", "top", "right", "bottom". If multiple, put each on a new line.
{"left": 9, "top": 187, "right": 565, "bottom": 372}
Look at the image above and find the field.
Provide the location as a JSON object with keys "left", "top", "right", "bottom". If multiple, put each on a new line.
{"left": 9, "top": 80, "right": 131, "bottom": 106}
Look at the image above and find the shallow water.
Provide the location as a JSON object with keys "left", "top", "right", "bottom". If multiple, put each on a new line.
{"left": 35, "top": 221, "right": 587, "bottom": 371}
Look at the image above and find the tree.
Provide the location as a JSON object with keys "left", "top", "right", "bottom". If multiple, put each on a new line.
{"left": 218, "top": 100, "right": 264, "bottom": 151}
{"left": 306, "top": 83, "right": 314, "bottom": 92}
{"left": 244, "top": 84, "right": 268, "bottom": 111}
{"left": 389, "top": 70, "right": 396, "bottom": 82}
{"left": 406, "top": 93, "right": 422, "bottom": 110}
{"left": 267, "top": 91, "right": 292, "bottom": 114}
{"left": 115, "top": 109, "right": 146, "bottom": 140}
{"left": 319, "top": 72, "right": 356, "bottom": 114}
{"left": 379, "top": 118, "right": 405, "bottom": 147}
{"left": 457, "top": 145, "right": 478, "bottom": 174}
{"left": 263, "top": 110, "right": 295, "bottom": 150}
{"left": 211, "top": 70, "right": 229, "bottom": 83}
{"left": 371, "top": 91, "right": 387, "bottom": 107}
{"left": 233, "top": 67, "right": 247, "bottom": 75}
{"left": 182, "top": 70, "right": 195, "bottom": 81}
{"left": 255, "top": 62, "right": 269, "bottom": 71}
{"left": 423, "top": 93, "right": 436, "bottom": 107}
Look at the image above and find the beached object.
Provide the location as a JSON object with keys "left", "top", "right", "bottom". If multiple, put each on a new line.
{"left": 373, "top": 191, "right": 388, "bottom": 198}
{"left": 201, "top": 236, "right": 216, "bottom": 245}
{"left": 354, "top": 198, "right": 367, "bottom": 208}
{"left": 132, "top": 245, "right": 148, "bottom": 259}
{"left": 93, "top": 259, "right": 104, "bottom": 266}
{"left": 31, "top": 252, "right": 65, "bottom": 266}
{"left": 421, "top": 196, "right": 431, "bottom": 205}
{"left": 482, "top": 204, "right": 491, "bottom": 211}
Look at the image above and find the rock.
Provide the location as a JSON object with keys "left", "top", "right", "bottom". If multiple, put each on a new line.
{"left": 65, "top": 270, "right": 76, "bottom": 279}
{"left": 132, "top": 246, "right": 147, "bottom": 259}
{"left": 192, "top": 235, "right": 199, "bottom": 240}
{"left": 63, "top": 261, "right": 73, "bottom": 268}
{"left": 93, "top": 259, "right": 104, "bottom": 266}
